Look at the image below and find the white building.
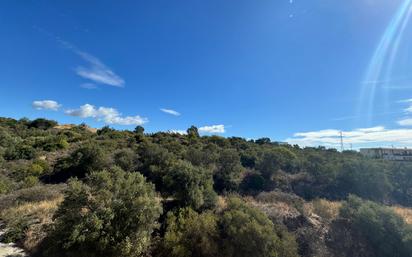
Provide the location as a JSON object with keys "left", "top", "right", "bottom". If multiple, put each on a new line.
{"left": 360, "top": 148, "right": 412, "bottom": 161}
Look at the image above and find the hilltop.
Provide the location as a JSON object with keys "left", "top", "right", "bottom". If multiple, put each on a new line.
{"left": 1, "top": 117, "right": 412, "bottom": 257}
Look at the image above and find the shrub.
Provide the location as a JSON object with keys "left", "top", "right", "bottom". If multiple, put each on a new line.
{"left": 113, "top": 148, "right": 138, "bottom": 171}
{"left": 22, "top": 175, "right": 39, "bottom": 188}
{"left": 4, "top": 144, "right": 36, "bottom": 160}
{"left": 159, "top": 208, "right": 219, "bottom": 257}
{"left": 0, "top": 197, "right": 62, "bottom": 251}
{"left": 339, "top": 195, "right": 412, "bottom": 257}
{"left": 213, "top": 149, "right": 244, "bottom": 193}
{"left": 50, "top": 144, "right": 108, "bottom": 182}
{"left": 28, "top": 118, "right": 57, "bottom": 130}
{"left": 0, "top": 184, "right": 65, "bottom": 210}
{"left": 0, "top": 174, "right": 13, "bottom": 195}
{"left": 43, "top": 168, "right": 162, "bottom": 257}
{"left": 220, "top": 197, "right": 299, "bottom": 257}
{"left": 163, "top": 160, "right": 217, "bottom": 210}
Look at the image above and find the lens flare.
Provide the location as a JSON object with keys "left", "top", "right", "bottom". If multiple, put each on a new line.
{"left": 359, "top": 0, "right": 412, "bottom": 123}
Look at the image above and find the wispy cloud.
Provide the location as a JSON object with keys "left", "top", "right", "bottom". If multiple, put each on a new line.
{"left": 65, "top": 104, "right": 147, "bottom": 126}
{"left": 160, "top": 108, "right": 181, "bottom": 116}
{"left": 286, "top": 126, "right": 412, "bottom": 148}
{"left": 199, "top": 125, "right": 225, "bottom": 134}
{"left": 80, "top": 83, "right": 98, "bottom": 90}
{"left": 33, "top": 27, "right": 124, "bottom": 88}
{"left": 75, "top": 51, "right": 125, "bottom": 87}
{"left": 32, "top": 100, "right": 61, "bottom": 111}
{"left": 398, "top": 118, "right": 412, "bottom": 126}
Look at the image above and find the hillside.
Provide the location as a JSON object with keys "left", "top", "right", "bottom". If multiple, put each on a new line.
{"left": 1, "top": 117, "right": 412, "bottom": 257}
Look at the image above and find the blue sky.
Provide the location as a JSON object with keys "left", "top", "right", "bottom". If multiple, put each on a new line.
{"left": 1, "top": 0, "right": 412, "bottom": 149}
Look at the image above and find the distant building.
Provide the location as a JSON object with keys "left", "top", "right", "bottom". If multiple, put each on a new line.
{"left": 360, "top": 148, "right": 412, "bottom": 161}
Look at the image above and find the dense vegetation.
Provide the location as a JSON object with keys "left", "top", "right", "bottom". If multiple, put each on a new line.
{"left": 1, "top": 117, "right": 412, "bottom": 257}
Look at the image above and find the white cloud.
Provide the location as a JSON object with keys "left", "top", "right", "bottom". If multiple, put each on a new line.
{"left": 399, "top": 98, "right": 412, "bottom": 103}
{"left": 168, "top": 130, "right": 187, "bottom": 135}
{"left": 398, "top": 118, "right": 412, "bottom": 126}
{"left": 32, "top": 100, "right": 61, "bottom": 111}
{"left": 75, "top": 51, "right": 125, "bottom": 87}
{"left": 65, "top": 104, "right": 147, "bottom": 126}
{"left": 160, "top": 108, "right": 181, "bottom": 116}
{"left": 199, "top": 125, "right": 225, "bottom": 134}
{"left": 286, "top": 126, "right": 412, "bottom": 148}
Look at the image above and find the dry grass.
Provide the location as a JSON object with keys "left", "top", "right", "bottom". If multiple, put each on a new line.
{"left": 392, "top": 205, "right": 412, "bottom": 225}
{"left": 54, "top": 124, "right": 97, "bottom": 133}
{"left": 310, "top": 199, "right": 342, "bottom": 221}
{"left": 1, "top": 197, "right": 63, "bottom": 253}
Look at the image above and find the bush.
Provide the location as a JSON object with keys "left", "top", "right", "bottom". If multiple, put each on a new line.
{"left": 0, "top": 198, "right": 62, "bottom": 250}
{"left": 220, "top": 197, "right": 299, "bottom": 257}
{"left": 28, "top": 118, "right": 57, "bottom": 130}
{"left": 4, "top": 144, "right": 36, "bottom": 160}
{"left": 22, "top": 175, "right": 39, "bottom": 188}
{"left": 213, "top": 149, "right": 244, "bottom": 193}
{"left": 0, "top": 184, "right": 65, "bottom": 210}
{"left": 43, "top": 168, "right": 162, "bottom": 257}
{"left": 339, "top": 195, "right": 412, "bottom": 257}
{"left": 159, "top": 208, "right": 219, "bottom": 257}
{"left": 0, "top": 174, "right": 13, "bottom": 194}
{"left": 50, "top": 144, "right": 108, "bottom": 182}
{"left": 158, "top": 198, "right": 299, "bottom": 257}
{"left": 113, "top": 148, "right": 138, "bottom": 171}
{"left": 163, "top": 160, "right": 217, "bottom": 210}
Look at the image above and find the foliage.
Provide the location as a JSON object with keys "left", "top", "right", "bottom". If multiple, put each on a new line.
{"left": 339, "top": 195, "right": 412, "bottom": 257}
{"left": 159, "top": 198, "right": 299, "bottom": 257}
{"left": 1, "top": 117, "right": 412, "bottom": 257}
{"left": 219, "top": 197, "right": 299, "bottom": 257}
{"left": 163, "top": 160, "right": 217, "bottom": 210}
{"left": 43, "top": 168, "right": 162, "bottom": 257}
{"left": 213, "top": 149, "right": 244, "bottom": 192}
{"left": 159, "top": 208, "right": 219, "bottom": 257}
{"left": 50, "top": 144, "right": 108, "bottom": 182}
{"left": 28, "top": 118, "right": 58, "bottom": 130}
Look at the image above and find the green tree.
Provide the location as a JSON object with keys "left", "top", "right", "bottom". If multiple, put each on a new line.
{"left": 28, "top": 118, "right": 57, "bottom": 130}
{"left": 159, "top": 208, "right": 219, "bottom": 257}
{"left": 163, "top": 160, "right": 217, "bottom": 210}
{"left": 187, "top": 126, "right": 199, "bottom": 138}
{"left": 113, "top": 148, "right": 138, "bottom": 171}
{"left": 134, "top": 125, "right": 145, "bottom": 135}
{"left": 220, "top": 197, "right": 299, "bottom": 257}
{"left": 44, "top": 168, "right": 162, "bottom": 257}
{"left": 213, "top": 149, "right": 244, "bottom": 192}
{"left": 339, "top": 195, "right": 412, "bottom": 257}
{"left": 336, "top": 160, "right": 392, "bottom": 201}
{"left": 52, "top": 144, "right": 108, "bottom": 181}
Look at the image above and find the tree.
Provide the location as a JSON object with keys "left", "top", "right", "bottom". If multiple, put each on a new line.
{"left": 159, "top": 208, "right": 219, "bottom": 257}
{"left": 255, "top": 137, "right": 271, "bottom": 145}
{"left": 256, "top": 147, "right": 297, "bottom": 180}
{"left": 219, "top": 197, "right": 299, "bottom": 257}
{"left": 336, "top": 160, "right": 392, "bottom": 201}
{"left": 134, "top": 125, "right": 145, "bottom": 135}
{"left": 338, "top": 195, "right": 412, "bottom": 257}
{"left": 28, "top": 118, "right": 57, "bottom": 130}
{"left": 187, "top": 126, "right": 199, "bottom": 138}
{"left": 43, "top": 168, "right": 162, "bottom": 257}
{"left": 163, "top": 160, "right": 217, "bottom": 210}
{"left": 50, "top": 144, "right": 108, "bottom": 182}
{"left": 113, "top": 148, "right": 138, "bottom": 171}
{"left": 213, "top": 149, "right": 244, "bottom": 192}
